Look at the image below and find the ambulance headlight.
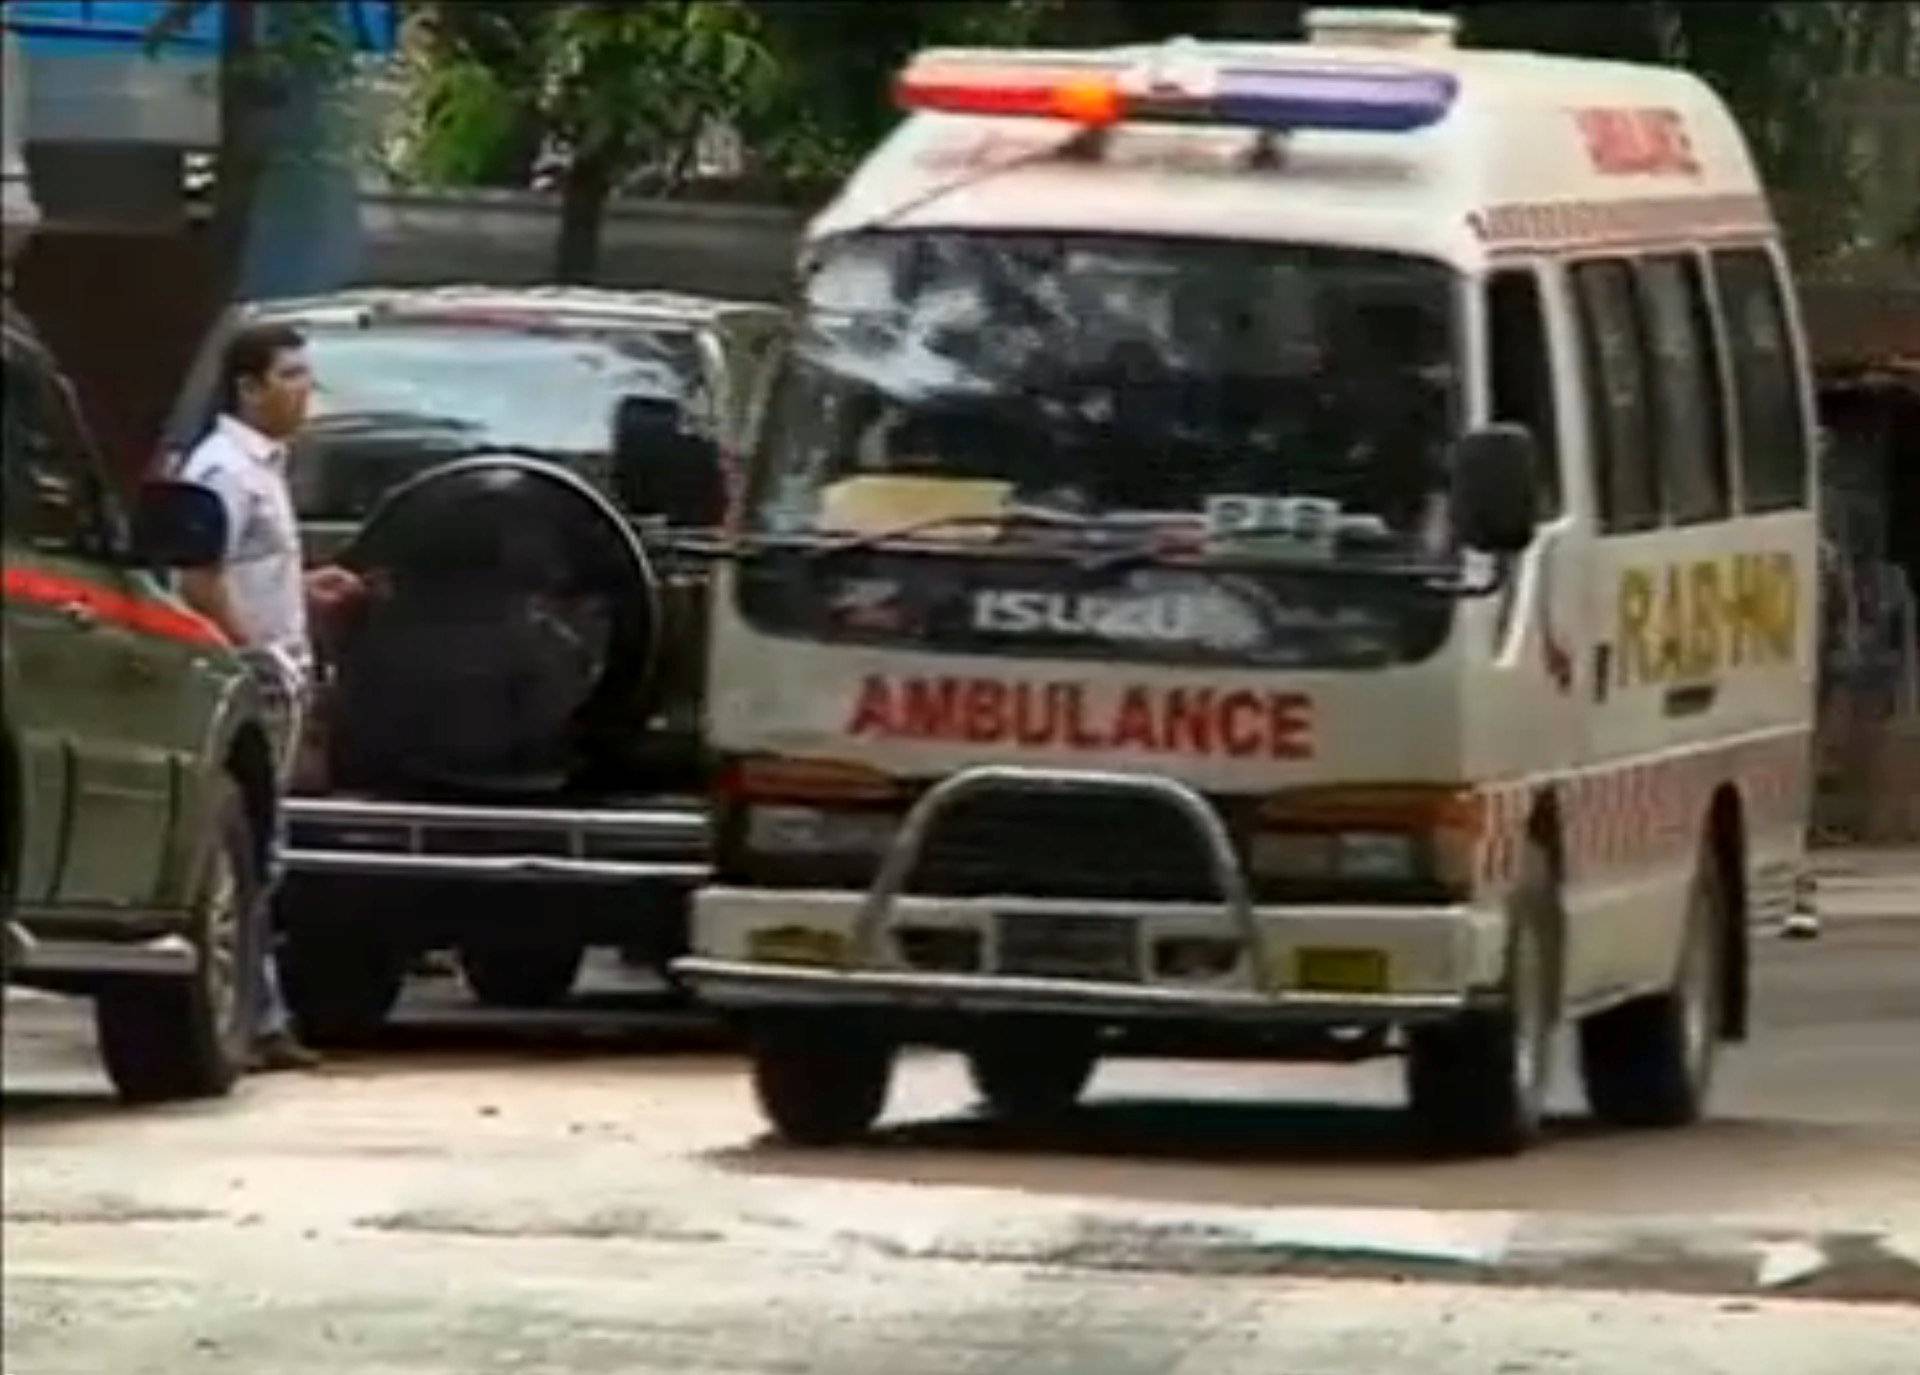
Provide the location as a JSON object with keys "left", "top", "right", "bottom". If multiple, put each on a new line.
{"left": 1249, "top": 788, "right": 1480, "bottom": 895}
{"left": 1248, "top": 830, "right": 1422, "bottom": 884}
{"left": 746, "top": 805, "right": 898, "bottom": 857}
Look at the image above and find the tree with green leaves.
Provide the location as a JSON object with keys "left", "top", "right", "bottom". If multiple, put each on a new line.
{"left": 150, "top": 1, "right": 368, "bottom": 302}
{"left": 736, "top": 0, "right": 1057, "bottom": 192}
{"left": 392, "top": 0, "right": 1915, "bottom": 281}
{"left": 405, "top": 0, "right": 778, "bottom": 282}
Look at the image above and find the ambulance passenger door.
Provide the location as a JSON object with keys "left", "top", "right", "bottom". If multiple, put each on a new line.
{"left": 1564, "top": 256, "right": 1671, "bottom": 997}
{"left": 1487, "top": 264, "right": 1586, "bottom": 772}
{"left": 1568, "top": 253, "right": 1741, "bottom": 997}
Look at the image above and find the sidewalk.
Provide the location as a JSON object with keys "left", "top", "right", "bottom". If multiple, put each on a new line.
{"left": 1807, "top": 845, "right": 1919, "bottom": 921}
{"left": 1811, "top": 846, "right": 1920, "bottom": 882}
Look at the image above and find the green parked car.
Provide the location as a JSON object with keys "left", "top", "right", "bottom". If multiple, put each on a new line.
{"left": 2, "top": 302, "right": 280, "bottom": 1102}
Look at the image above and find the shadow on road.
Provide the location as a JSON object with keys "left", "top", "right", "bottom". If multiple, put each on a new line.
{"left": 712, "top": 1095, "right": 1920, "bottom": 1217}
{"left": 362, "top": 992, "right": 738, "bottom": 1058}
{"left": 0, "top": 1089, "right": 137, "bottom": 1126}
{"left": 3, "top": 981, "right": 740, "bottom": 1115}
{"left": 717, "top": 1096, "right": 1583, "bottom": 1172}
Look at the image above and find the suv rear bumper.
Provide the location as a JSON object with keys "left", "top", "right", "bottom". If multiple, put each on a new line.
{"left": 281, "top": 796, "right": 709, "bottom": 887}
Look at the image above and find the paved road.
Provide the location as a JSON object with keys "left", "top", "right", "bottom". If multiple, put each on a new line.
{"left": 4, "top": 874, "right": 1918, "bottom": 1372}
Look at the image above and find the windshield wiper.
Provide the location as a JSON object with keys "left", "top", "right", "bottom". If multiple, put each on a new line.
{"left": 795, "top": 507, "right": 1131, "bottom": 561}
{"left": 1071, "top": 523, "right": 1507, "bottom": 596}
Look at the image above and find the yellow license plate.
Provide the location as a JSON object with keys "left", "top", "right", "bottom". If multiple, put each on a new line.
{"left": 1294, "top": 946, "right": 1389, "bottom": 993}
{"left": 748, "top": 925, "right": 849, "bottom": 967}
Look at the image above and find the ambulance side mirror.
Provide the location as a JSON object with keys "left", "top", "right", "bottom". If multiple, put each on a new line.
{"left": 1450, "top": 424, "right": 1539, "bottom": 556}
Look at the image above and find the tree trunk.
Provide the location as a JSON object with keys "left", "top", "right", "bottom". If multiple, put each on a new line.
{"left": 207, "top": 0, "right": 272, "bottom": 302}
{"left": 554, "top": 153, "right": 613, "bottom": 284}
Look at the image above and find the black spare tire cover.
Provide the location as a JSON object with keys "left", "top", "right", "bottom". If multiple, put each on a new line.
{"left": 331, "top": 456, "right": 659, "bottom": 797}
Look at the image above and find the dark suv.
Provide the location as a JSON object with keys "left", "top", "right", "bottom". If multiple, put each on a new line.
{"left": 3, "top": 302, "right": 279, "bottom": 1100}
{"left": 163, "top": 287, "right": 784, "bottom": 1040}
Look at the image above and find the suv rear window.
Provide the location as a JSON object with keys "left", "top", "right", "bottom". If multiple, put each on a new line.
{"left": 289, "top": 321, "right": 705, "bottom": 521}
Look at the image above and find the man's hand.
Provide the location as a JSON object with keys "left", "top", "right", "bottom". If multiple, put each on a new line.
{"left": 304, "top": 564, "right": 366, "bottom": 615}
{"left": 304, "top": 564, "right": 372, "bottom": 649}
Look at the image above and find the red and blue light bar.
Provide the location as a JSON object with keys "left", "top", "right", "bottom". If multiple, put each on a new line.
{"left": 895, "top": 50, "right": 1458, "bottom": 134}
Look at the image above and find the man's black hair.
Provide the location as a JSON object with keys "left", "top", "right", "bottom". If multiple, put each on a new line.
{"left": 220, "top": 321, "right": 307, "bottom": 414}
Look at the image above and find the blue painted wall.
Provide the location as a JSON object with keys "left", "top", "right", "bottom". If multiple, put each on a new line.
{"left": 4, "top": 1, "right": 395, "bottom": 56}
{"left": 4, "top": 0, "right": 399, "bottom": 302}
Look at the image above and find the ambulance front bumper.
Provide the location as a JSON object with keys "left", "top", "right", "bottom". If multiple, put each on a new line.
{"left": 675, "top": 886, "right": 1502, "bottom": 1023}
{"left": 674, "top": 763, "right": 1508, "bottom": 1026}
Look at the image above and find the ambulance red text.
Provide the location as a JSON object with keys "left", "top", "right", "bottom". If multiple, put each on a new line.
{"left": 845, "top": 674, "right": 1314, "bottom": 759}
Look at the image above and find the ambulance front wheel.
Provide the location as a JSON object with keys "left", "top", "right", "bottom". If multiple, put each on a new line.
{"left": 1405, "top": 839, "right": 1561, "bottom": 1156}
{"left": 967, "top": 1033, "right": 1097, "bottom": 1123}
{"left": 748, "top": 1016, "right": 896, "bottom": 1146}
{"left": 1578, "top": 838, "right": 1728, "bottom": 1128}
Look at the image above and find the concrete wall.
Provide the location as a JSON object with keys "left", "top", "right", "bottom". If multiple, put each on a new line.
{"left": 356, "top": 189, "right": 809, "bottom": 303}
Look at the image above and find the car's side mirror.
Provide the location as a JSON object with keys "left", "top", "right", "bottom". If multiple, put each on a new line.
{"left": 612, "top": 395, "right": 725, "bottom": 529}
{"left": 132, "top": 480, "right": 228, "bottom": 567}
{"left": 1449, "top": 424, "right": 1539, "bottom": 556}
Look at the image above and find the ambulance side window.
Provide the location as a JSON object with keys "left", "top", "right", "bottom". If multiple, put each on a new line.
{"left": 1486, "top": 268, "right": 1561, "bottom": 517}
{"left": 1711, "top": 248, "right": 1809, "bottom": 512}
{"left": 1571, "top": 259, "right": 1660, "bottom": 533}
{"left": 1637, "top": 254, "right": 1729, "bottom": 525}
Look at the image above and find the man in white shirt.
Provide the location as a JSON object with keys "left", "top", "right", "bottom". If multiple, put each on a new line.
{"left": 178, "top": 322, "right": 363, "bottom": 1071}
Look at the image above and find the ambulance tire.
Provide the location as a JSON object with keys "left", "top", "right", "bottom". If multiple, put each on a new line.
{"left": 1406, "top": 841, "right": 1560, "bottom": 1156}
{"left": 1579, "top": 843, "right": 1726, "bottom": 1128}
{"left": 457, "top": 938, "right": 584, "bottom": 1009}
{"left": 748, "top": 1018, "right": 895, "bottom": 1146}
{"left": 279, "top": 922, "right": 406, "bottom": 1047}
{"left": 967, "top": 1036, "right": 1097, "bottom": 1123}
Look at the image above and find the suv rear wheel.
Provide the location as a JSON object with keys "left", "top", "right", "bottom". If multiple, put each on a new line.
{"left": 95, "top": 780, "right": 257, "bottom": 1103}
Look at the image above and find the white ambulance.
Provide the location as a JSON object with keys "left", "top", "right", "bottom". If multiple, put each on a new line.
{"left": 672, "top": 8, "right": 1818, "bottom": 1154}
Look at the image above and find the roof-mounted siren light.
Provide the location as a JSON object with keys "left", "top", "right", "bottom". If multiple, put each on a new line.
{"left": 1305, "top": 8, "right": 1460, "bottom": 52}
{"left": 895, "top": 41, "right": 1458, "bottom": 134}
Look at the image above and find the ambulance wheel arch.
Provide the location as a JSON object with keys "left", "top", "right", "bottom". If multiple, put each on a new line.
{"left": 1707, "top": 783, "right": 1750, "bottom": 1041}
{"left": 1518, "top": 793, "right": 1569, "bottom": 1021}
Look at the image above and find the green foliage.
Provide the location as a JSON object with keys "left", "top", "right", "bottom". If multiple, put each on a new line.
{"left": 404, "top": 50, "right": 522, "bottom": 186}
{"left": 736, "top": 0, "right": 1060, "bottom": 188}
{"left": 401, "top": 1, "right": 777, "bottom": 194}
{"left": 389, "top": 0, "right": 1917, "bottom": 265}
{"left": 1663, "top": 2, "right": 1920, "bottom": 271}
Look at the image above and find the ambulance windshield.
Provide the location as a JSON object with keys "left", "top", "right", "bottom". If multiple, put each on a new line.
{"left": 748, "top": 231, "right": 1462, "bottom": 561}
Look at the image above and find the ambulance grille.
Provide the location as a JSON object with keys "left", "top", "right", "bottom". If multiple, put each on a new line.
{"left": 909, "top": 789, "right": 1227, "bottom": 902}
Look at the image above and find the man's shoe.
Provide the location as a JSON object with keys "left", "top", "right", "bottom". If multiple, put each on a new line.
{"left": 250, "top": 1031, "right": 322, "bottom": 1072}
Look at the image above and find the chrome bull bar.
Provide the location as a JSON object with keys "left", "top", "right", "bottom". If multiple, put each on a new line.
{"left": 849, "top": 765, "right": 1267, "bottom": 985}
